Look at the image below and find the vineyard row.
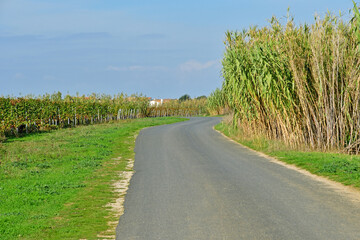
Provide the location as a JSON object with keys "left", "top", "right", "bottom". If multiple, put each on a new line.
{"left": 0, "top": 97, "right": 207, "bottom": 137}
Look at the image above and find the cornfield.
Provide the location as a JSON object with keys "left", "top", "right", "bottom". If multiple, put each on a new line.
{"left": 214, "top": 3, "right": 360, "bottom": 153}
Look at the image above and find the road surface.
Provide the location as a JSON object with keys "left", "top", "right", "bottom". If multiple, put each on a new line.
{"left": 116, "top": 117, "right": 360, "bottom": 240}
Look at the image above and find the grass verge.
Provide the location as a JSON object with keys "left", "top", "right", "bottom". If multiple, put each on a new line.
{"left": 215, "top": 121, "right": 360, "bottom": 189}
{"left": 0, "top": 117, "right": 187, "bottom": 240}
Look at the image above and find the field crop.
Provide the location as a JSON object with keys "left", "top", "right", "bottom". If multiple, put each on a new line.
{"left": 0, "top": 92, "right": 207, "bottom": 138}
{"left": 147, "top": 98, "right": 208, "bottom": 117}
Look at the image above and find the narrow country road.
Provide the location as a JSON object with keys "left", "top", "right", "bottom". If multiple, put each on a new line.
{"left": 116, "top": 117, "right": 360, "bottom": 240}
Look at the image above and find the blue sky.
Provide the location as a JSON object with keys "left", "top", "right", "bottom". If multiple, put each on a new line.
{"left": 0, "top": 0, "right": 354, "bottom": 99}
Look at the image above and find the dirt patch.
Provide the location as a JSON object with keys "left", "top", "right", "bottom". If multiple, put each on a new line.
{"left": 97, "top": 133, "right": 140, "bottom": 239}
{"left": 214, "top": 127, "right": 360, "bottom": 204}
{"left": 97, "top": 158, "right": 134, "bottom": 240}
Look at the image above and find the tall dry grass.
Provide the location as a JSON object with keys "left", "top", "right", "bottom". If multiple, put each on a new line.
{"left": 218, "top": 4, "right": 360, "bottom": 153}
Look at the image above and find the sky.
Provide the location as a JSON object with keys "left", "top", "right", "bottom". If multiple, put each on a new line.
{"left": 0, "top": 0, "right": 355, "bottom": 99}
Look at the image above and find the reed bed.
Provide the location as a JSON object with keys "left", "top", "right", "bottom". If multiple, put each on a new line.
{"left": 214, "top": 4, "right": 360, "bottom": 153}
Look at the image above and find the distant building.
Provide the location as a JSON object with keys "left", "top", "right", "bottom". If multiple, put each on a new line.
{"left": 149, "top": 99, "right": 163, "bottom": 106}
{"left": 149, "top": 98, "right": 173, "bottom": 106}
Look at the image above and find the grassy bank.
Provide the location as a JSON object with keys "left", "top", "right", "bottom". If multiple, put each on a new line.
{"left": 216, "top": 121, "right": 360, "bottom": 188}
{"left": 0, "top": 117, "right": 186, "bottom": 240}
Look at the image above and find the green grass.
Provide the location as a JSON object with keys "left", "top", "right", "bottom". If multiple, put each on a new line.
{"left": 215, "top": 122, "right": 360, "bottom": 188}
{"left": 0, "top": 117, "right": 187, "bottom": 240}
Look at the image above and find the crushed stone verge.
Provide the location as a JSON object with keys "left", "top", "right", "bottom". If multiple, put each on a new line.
{"left": 97, "top": 157, "right": 134, "bottom": 240}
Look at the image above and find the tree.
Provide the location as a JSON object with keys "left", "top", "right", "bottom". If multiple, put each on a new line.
{"left": 179, "top": 94, "right": 191, "bottom": 102}
{"left": 196, "top": 95, "right": 207, "bottom": 100}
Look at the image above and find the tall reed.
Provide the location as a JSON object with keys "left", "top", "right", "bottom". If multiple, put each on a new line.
{"left": 207, "top": 88, "right": 227, "bottom": 115}
{"left": 217, "top": 3, "right": 360, "bottom": 153}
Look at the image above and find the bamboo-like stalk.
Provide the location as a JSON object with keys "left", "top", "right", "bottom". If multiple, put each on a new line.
{"left": 210, "top": 4, "right": 360, "bottom": 153}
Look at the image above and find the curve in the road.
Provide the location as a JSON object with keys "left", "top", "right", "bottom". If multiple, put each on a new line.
{"left": 116, "top": 117, "right": 360, "bottom": 240}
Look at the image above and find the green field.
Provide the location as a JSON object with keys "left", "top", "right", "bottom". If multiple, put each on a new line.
{"left": 216, "top": 121, "right": 360, "bottom": 189}
{"left": 0, "top": 117, "right": 186, "bottom": 240}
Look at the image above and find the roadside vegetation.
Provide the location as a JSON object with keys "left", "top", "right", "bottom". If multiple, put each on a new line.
{"left": 0, "top": 92, "right": 207, "bottom": 139}
{"left": 209, "top": 3, "right": 360, "bottom": 188}
{"left": 149, "top": 97, "right": 208, "bottom": 117}
{"left": 207, "top": 88, "right": 228, "bottom": 115}
{"left": 209, "top": 2, "right": 360, "bottom": 154}
{"left": 216, "top": 118, "right": 360, "bottom": 188}
{"left": 0, "top": 117, "right": 186, "bottom": 239}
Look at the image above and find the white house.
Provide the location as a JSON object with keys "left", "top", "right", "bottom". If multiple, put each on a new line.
{"left": 149, "top": 99, "right": 163, "bottom": 106}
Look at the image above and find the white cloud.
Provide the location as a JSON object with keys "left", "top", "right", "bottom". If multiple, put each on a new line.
{"left": 106, "top": 65, "right": 167, "bottom": 72}
{"left": 179, "top": 60, "right": 218, "bottom": 72}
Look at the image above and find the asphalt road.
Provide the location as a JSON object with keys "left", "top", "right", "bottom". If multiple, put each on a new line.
{"left": 116, "top": 117, "right": 360, "bottom": 240}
